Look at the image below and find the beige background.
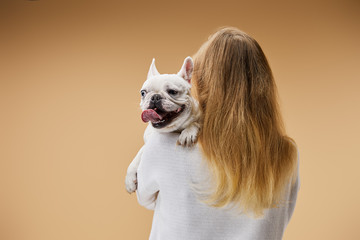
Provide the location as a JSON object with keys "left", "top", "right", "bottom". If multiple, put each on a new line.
{"left": 0, "top": 0, "right": 359, "bottom": 239}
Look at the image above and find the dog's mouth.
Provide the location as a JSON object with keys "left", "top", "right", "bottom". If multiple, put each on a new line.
{"left": 141, "top": 105, "right": 185, "bottom": 128}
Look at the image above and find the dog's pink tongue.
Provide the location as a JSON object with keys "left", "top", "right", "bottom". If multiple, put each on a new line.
{"left": 141, "top": 109, "right": 163, "bottom": 123}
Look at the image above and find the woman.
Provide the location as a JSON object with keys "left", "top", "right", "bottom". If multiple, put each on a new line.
{"left": 136, "top": 27, "right": 300, "bottom": 240}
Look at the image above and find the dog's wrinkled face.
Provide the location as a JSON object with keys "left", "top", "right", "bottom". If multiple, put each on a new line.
{"left": 140, "top": 57, "right": 194, "bottom": 132}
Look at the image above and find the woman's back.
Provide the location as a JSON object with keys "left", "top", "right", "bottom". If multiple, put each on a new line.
{"left": 137, "top": 131, "right": 300, "bottom": 240}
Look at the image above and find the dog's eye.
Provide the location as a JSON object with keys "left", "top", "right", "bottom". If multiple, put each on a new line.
{"left": 167, "top": 89, "right": 178, "bottom": 95}
{"left": 140, "top": 90, "right": 147, "bottom": 97}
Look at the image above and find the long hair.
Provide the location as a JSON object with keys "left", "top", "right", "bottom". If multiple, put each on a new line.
{"left": 191, "top": 27, "right": 298, "bottom": 218}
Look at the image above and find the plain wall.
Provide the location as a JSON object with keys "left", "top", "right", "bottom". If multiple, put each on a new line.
{"left": 1, "top": 0, "right": 359, "bottom": 239}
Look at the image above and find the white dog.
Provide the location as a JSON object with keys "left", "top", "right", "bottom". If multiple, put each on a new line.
{"left": 125, "top": 57, "right": 200, "bottom": 193}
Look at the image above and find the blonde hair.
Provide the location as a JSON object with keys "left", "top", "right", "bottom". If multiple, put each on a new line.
{"left": 191, "top": 27, "right": 298, "bottom": 218}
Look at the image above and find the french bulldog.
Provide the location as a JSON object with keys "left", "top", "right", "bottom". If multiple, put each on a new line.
{"left": 125, "top": 56, "right": 200, "bottom": 193}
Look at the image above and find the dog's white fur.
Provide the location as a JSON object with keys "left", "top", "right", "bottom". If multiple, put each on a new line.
{"left": 125, "top": 57, "right": 200, "bottom": 193}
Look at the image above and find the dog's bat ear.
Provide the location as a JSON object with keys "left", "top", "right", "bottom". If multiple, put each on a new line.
{"left": 178, "top": 56, "right": 193, "bottom": 84}
{"left": 147, "top": 58, "right": 160, "bottom": 79}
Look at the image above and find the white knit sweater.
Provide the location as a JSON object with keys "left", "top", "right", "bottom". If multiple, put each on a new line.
{"left": 136, "top": 131, "right": 300, "bottom": 240}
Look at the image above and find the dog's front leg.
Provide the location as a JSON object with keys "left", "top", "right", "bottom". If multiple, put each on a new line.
{"left": 177, "top": 122, "right": 200, "bottom": 147}
{"left": 125, "top": 146, "right": 144, "bottom": 193}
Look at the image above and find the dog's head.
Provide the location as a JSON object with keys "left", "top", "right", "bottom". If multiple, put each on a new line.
{"left": 140, "top": 57, "right": 196, "bottom": 132}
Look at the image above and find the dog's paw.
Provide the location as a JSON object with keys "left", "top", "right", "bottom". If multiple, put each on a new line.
{"left": 125, "top": 171, "right": 138, "bottom": 194}
{"left": 177, "top": 126, "right": 198, "bottom": 147}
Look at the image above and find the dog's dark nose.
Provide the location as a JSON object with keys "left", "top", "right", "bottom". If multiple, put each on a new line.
{"left": 150, "top": 94, "right": 162, "bottom": 102}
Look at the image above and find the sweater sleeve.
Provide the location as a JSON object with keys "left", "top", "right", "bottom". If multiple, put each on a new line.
{"left": 286, "top": 143, "right": 301, "bottom": 222}
{"left": 136, "top": 145, "right": 160, "bottom": 210}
